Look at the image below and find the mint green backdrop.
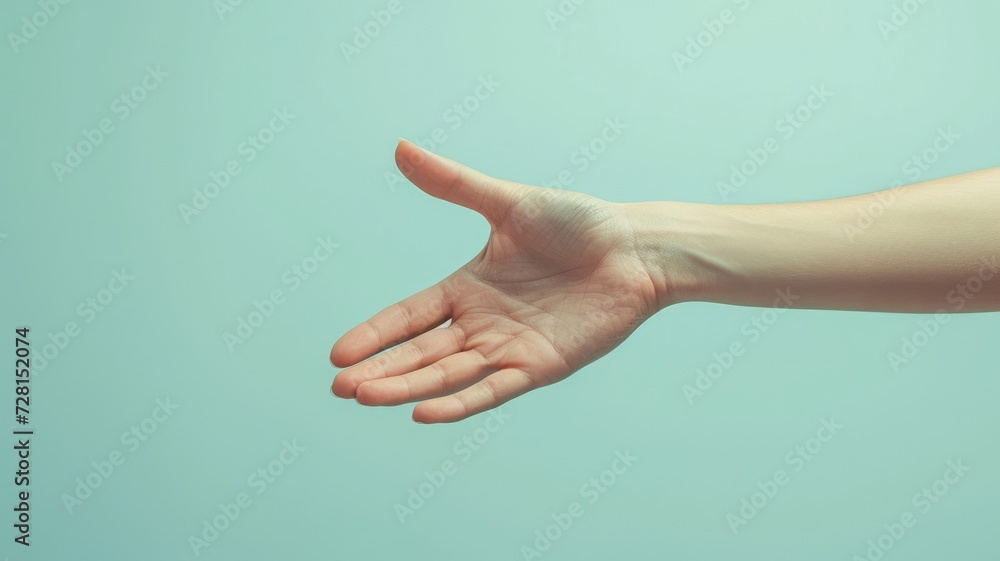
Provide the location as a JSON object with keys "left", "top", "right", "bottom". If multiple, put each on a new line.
{"left": 2, "top": 1, "right": 998, "bottom": 560}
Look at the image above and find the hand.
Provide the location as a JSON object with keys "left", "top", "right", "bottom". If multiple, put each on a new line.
{"left": 330, "top": 140, "right": 663, "bottom": 423}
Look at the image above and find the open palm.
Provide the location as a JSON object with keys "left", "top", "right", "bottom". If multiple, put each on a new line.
{"left": 331, "top": 141, "right": 661, "bottom": 423}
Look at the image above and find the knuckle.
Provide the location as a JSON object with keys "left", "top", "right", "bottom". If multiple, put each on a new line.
{"left": 480, "top": 376, "right": 502, "bottom": 403}
{"left": 396, "top": 303, "right": 414, "bottom": 333}
{"left": 429, "top": 362, "right": 450, "bottom": 392}
{"left": 366, "top": 357, "right": 387, "bottom": 380}
{"left": 400, "top": 342, "right": 423, "bottom": 364}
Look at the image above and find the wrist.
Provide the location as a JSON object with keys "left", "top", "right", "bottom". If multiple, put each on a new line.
{"left": 620, "top": 201, "right": 734, "bottom": 309}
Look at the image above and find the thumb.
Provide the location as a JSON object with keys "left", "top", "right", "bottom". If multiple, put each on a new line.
{"left": 395, "top": 139, "right": 521, "bottom": 223}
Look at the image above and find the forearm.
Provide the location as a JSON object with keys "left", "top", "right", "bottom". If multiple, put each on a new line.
{"left": 627, "top": 167, "right": 1000, "bottom": 313}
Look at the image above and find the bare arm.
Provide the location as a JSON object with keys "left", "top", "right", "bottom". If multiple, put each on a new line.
{"left": 630, "top": 167, "right": 1000, "bottom": 313}
{"left": 330, "top": 143, "right": 999, "bottom": 423}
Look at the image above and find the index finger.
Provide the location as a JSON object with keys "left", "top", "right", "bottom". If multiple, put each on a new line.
{"left": 330, "top": 283, "right": 451, "bottom": 367}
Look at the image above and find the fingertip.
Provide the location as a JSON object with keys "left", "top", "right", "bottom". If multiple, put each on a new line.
{"left": 331, "top": 373, "right": 356, "bottom": 399}
{"left": 412, "top": 399, "right": 465, "bottom": 424}
{"left": 394, "top": 138, "right": 428, "bottom": 178}
{"left": 411, "top": 406, "right": 433, "bottom": 424}
{"left": 329, "top": 341, "right": 355, "bottom": 368}
{"left": 331, "top": 327, "right": 376, "bottom": 368}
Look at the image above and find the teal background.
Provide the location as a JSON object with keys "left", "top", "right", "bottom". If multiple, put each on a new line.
{"left": 2, "top": 1, "right": 999, "bottom": 560}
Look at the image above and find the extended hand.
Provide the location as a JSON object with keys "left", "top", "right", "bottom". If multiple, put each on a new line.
{"left": 330, "top": 141, "right": 661, "bottom": 423}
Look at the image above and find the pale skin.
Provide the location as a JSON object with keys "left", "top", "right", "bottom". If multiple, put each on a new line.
{"left": 330, "top": 140, "right": 1000, "bottom": 423}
